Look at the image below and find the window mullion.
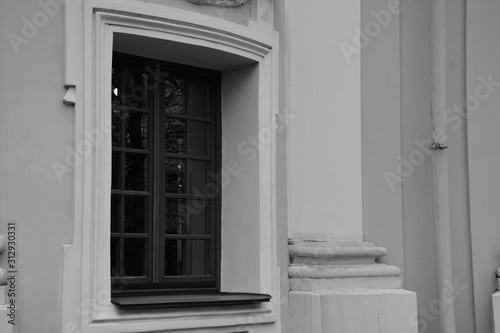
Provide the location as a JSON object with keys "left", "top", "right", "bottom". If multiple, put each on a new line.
{"left": 119, "top": 66, "right": 126, "bottom": 278}
{"left": 186, "top": 80, "right": 191, "bottom": 277}
{"left": 213, "top": 80, "right": 222, "bottom": 286}
{"left": 155, "top": 65, "right": 167, "bottom": 283}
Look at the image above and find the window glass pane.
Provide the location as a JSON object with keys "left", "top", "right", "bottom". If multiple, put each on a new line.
{"left": 112, "top": 56, "right": 220, "bottom": 291}
{"left": 190, "top": 240, "right": 209, "bottom": 276}
{"left": 165, "top": 118, "right": 186, "bottom": 154}
{"left": 111, "top": 237, "right": 120, "bottom": 276}
{"left": 124, "top": 69, "right": 151, "bottom": 109}
{"left": 165, "top": 199, "right": 186, "bottom": 235}
{"left": 190, "top": 160, "right": 209, "bottom": 195}
{"left": 165, "top": 76, "right": 186, "bottom": 114}
{"left": 112, "top": 109, "right": 121, "bottom": 147}
{"left": 125, "top": 154, "right": 149, "bottom": 191}
{"left": 188, "top": 199, "right": 208, "bottom": 235}
{"left": 189, "top": 121, "right": 209, "bottom": 156}
{"left": 111, "top": 194, "right": 120, "bottom": 233}
{"left": 112, "top": 152, "right": 120, "bottom": 190}
{"left": 112, "top": 67, "right": 122, "bottom": 106}
{"left": 165, "top": 159, "right": 185, "bottom": 193}
{"left": 189, "top": 82, "right": 208, "bottom": 118}
{"left": 125, "top": 111, "right": 149, "bottom": 149}
{"left": 123, "top": 238, "right": 147, "bottom": 276}
{"left": 124, "top": 196, "right": 148, "bottom": 233}
{"left": 165, "top": 240, "right": 184, "bottom": 276}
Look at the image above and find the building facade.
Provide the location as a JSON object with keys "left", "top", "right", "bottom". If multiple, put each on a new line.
{"left": 0, "top": 0, "right": 499, "bottom": 332}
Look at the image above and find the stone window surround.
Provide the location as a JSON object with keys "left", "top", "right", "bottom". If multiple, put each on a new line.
{"left": 58, "top": 1, "right": 280, "bottom": 332}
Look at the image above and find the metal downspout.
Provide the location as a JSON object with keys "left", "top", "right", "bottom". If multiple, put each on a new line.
{"left": 430, "top": 0, "right": 457, "bottom": 331}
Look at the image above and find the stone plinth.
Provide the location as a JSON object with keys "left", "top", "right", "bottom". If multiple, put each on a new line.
{"left": 290, "top": 289, "right": 417, "bottom": 333}
{"left": 289, "top": 241, "right": 417, "bottom": 333}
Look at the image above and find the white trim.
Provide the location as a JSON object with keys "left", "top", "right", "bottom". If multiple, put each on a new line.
{"left": 59, "top": 2, "right": 279, "bottom": 332}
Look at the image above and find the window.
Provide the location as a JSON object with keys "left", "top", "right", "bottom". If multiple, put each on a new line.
{"left": 110, "top": 52, "right": 221, "bottom": 296}
{"left": 60, "top": 8, "right": 277, "bottom": 330}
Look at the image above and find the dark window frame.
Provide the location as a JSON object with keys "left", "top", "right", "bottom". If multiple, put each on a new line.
{"left": 110, "top": 52, "right": 222, "bottom": 296}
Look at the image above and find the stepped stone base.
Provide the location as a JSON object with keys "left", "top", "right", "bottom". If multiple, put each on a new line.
{"left": 289, "top": 240, "right": 403, "bottom": 290}
{"left": 289, "top": 241, "right": 417, "bottom": 333}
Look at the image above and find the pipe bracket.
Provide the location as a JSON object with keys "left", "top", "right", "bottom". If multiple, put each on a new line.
{"left": 430, "top": 142, "right": 448, "bottom": 150}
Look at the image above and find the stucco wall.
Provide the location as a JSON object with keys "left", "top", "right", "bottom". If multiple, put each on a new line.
{"left": 446, "top": 0, "right": 476, "bottom": 331}
{"left": 360, "top": 0, "right": 404, "bottom": 281}
{"left": 0, "top": 0, "right": 282, "bottom": 332}
{"left": 273, "top": 0, "right": 291, "bottom": 332}
{"left": 286, "top": 0, "right": 363, "bottom": 242}
{"left": 0, "top": 1, "right": 72, "bottom": 332}
{"left": 467, "top": 0, "right": 500, "bottom": 332}
{"left": 361, "top": 0, "right": 476, "bottom": 332}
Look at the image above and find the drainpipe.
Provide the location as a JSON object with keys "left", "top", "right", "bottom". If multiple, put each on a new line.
{"left": 430, "top": 0, "right": 457, "bottom": 331}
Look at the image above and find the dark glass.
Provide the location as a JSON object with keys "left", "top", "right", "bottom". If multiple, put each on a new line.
{"left": 124, "top": 69, "right": 151, "bottom": 109}
{"left": 124, "top": 196, "right": 148, "bottom": 233}
{"left": 189, "top": 121, "right": 208, "bottom": 156}
{"left": 165, "top": 240, "right": 184, "bottom": 276}
{"left": 111, "top": 55, "right": 220, "bottom": 292}
{"left": 112, "top": 109, "right": 121, "bottom": 146}
{"left": 110, "top": 237, "right": 119, "bottom": 276}
{"left": 123, "top": 238, "right": 147, "bottom": 276}
{"left": 112, "top": 67, "right": 122, "bottom": 106}
{"left": 188, "top": 199, "right": 208, "bottom": 235}
{"left": 111, "top": 194, "right": 120, "bottom": 233}
{"left": 165, "top": 159, "right": 185, "bottom": 193}
{"left": 165, "top": 76, "right": 186, "bottom": 114}
{"left": 189, "top": 82, "right": 208, "bottom": 118}
{"left": 165, "top": 199, "right": 186, "bottom": 235}
{"left": 165, "top": 118, "right": 186, "bottom": 154}
{"left": 125, "top": 111, "right": 149, "bottom": 149}
{"left": 190, "top": 160, "right": 209, "bottom": 195}
{"left": 112, "top": 152, "right": 120, "bottom": 190}
{"left": 125, "top": 154, "right": 149, "bottom": 191}
{"left": 190, "top": 240, "right": 208, "bottom": 275}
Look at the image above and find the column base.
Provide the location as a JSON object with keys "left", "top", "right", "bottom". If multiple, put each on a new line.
{"left": 288, "top": 241, "right": 417, "bottom": 333}
{"left": 290, "top": 289, "right": 417, "bottom": 333}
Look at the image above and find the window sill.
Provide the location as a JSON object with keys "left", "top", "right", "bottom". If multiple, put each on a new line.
{"left": 111, "top": 292, "right": 272, "bottom": 309}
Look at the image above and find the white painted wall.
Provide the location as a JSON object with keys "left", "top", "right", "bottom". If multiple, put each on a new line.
{"left": 287, "top": 0, "right": 363, "bottom": 242}
{"left": 467, "top": 1, "right": 500, "bottom": 332}
{"left": 0, "top": 0, "right": 282, "bottom": 332}
{"left": 0, "top": 1, "right": 73, "bottom": 332}
{"left": 398, "top": 0, "right": 477, "bottom": 331}
{"left": 446, "top": 0, "right": 476, "bottom": 331}
{"left": 362, "top": 0, "right": 476, "bottom": 331}
{"left": 360, "top": 0, "right": 404, "bottom": 279}
{"left": 399, "top": 10, "right": 439, "bottom": 333}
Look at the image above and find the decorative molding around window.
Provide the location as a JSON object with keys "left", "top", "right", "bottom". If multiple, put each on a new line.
{"left": 184, "top": 0, "right": 250, "bottom": 7}
{"left": 59, "top": 2, "right": 279, "bottom": 330}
